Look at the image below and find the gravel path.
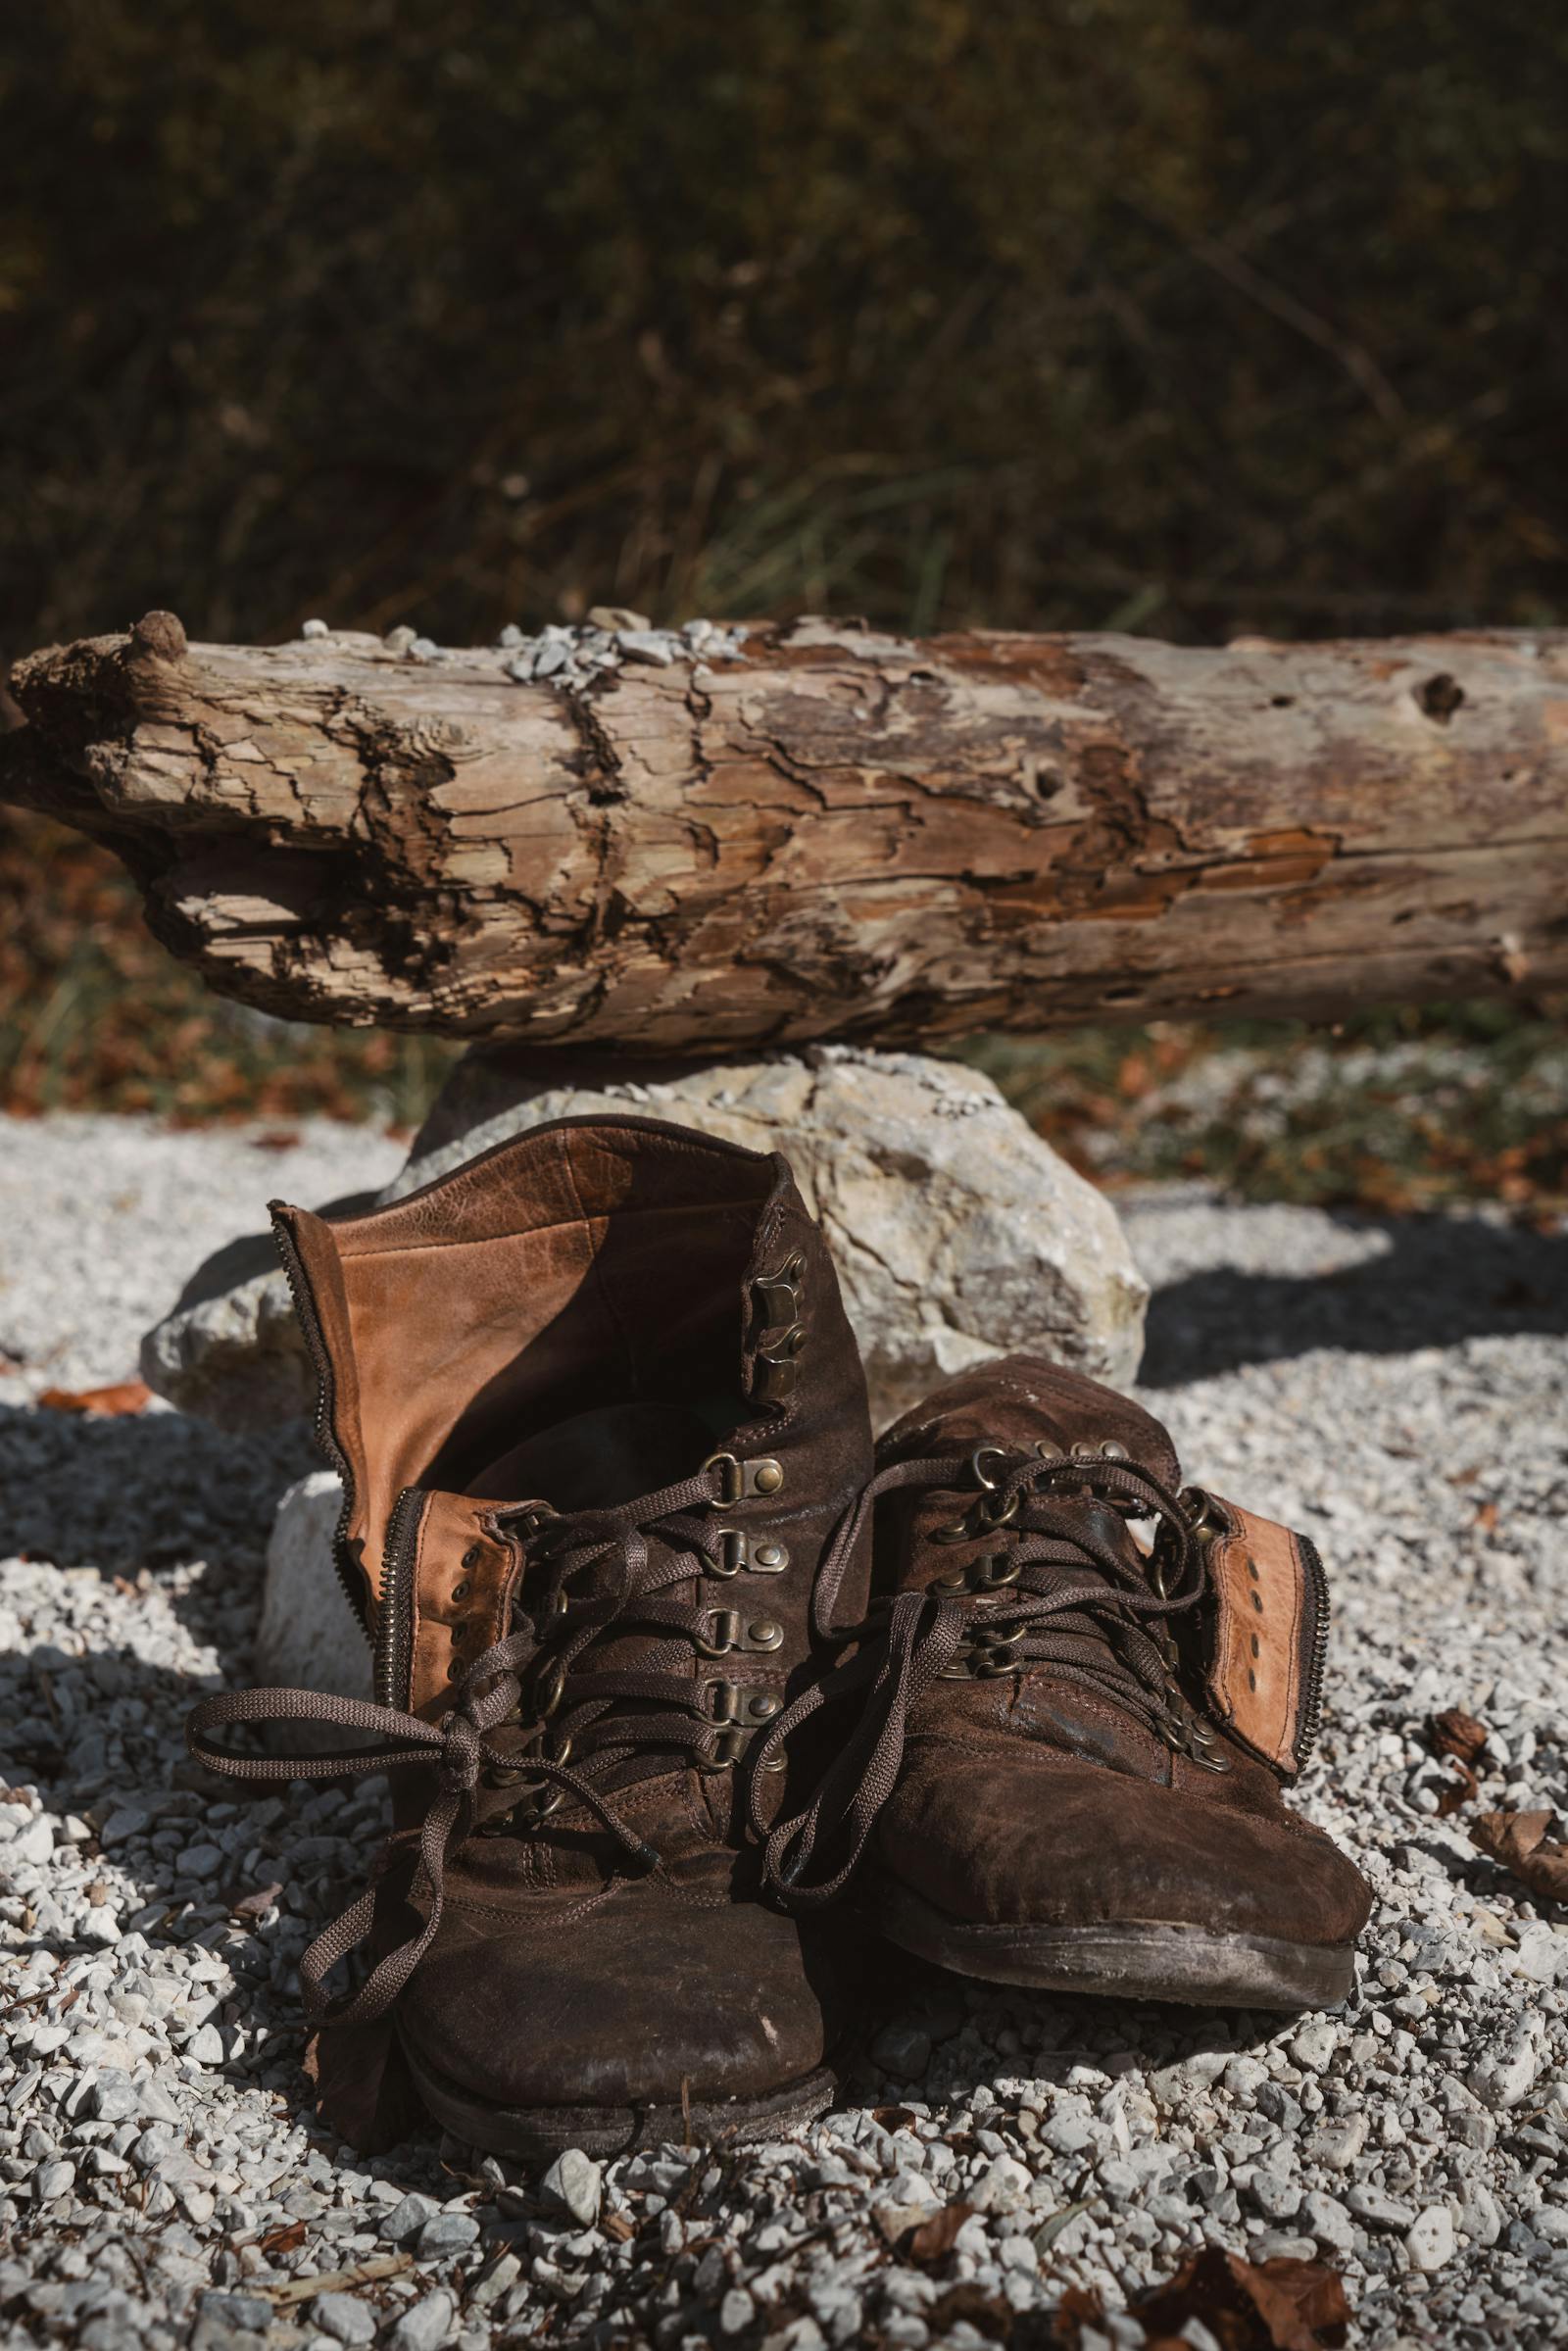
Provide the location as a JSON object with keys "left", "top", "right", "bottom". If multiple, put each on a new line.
{"left": 2, "top": 1115, "right": 1566, "bottom": 2350}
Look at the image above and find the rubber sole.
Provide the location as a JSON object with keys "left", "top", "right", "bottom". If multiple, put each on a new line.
{"left": 400, "top": 2033, "right": 841, "bottom": 2160}
{"left": 880, "top": 1883, "right": 1356, "bottom": 2012}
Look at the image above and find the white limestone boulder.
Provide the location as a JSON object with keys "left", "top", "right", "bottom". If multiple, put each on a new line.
{"left": 257, "top": 1470, "right": 371, "bottom": 1719}
{"left": 143, "top": 1045, "right": 1148, "bottom": 1434}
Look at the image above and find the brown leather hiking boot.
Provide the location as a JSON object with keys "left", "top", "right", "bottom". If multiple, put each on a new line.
{"left": 188, "top": 1116, "right": 875, "bottom": 2155}
{"left": 755, "top": 1355, "right": 1370, "bottom": 2011}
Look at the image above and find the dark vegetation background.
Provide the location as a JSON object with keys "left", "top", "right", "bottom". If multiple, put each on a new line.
{"left": 1, "top": 1, "right": 1564, "bottom": 1206}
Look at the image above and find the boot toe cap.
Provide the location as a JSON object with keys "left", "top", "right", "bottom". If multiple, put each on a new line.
{"left": 877, "top": 1750, "right": 1371, "bottom": 1951}
{"left": 395, "top": 1883, "right": 845, "bottom": 2118}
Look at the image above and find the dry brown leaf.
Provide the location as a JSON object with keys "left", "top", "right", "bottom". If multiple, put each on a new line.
{"left": 36, "top": 1379, "right": 153, "bottom": 1416}
{"left": 1427, "top": 1706, "right": 1490, "bottom": 1817}
{"left": 1472, "top": 1809, "right": 1568, "bottom": 1905}
{"left": 600, "top": 2211, "right": 636, "bottom": 2243}
{"left": 1053, "top": 2244, "right": 1350, "bottom": 2349}
{"left": 229, "top": 1882, "right": 284, "bottom": 1921}
{"left": 1429, "top": 1706, "right": 1489, "bottom": 1766}
{"left": 1051, "top": 2285, "right": 1107, "bottom": 2343}
{"left": 259, "top": 2219, "right": 306, "bottom": 2256}
{"left": 905, "top": 2201, "right": 976, "bottom": 2265}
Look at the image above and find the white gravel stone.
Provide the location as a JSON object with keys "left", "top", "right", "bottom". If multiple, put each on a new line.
{"left": 1404, "top": 2205, "right": 1456, "bottom": 2272}
{"left": 1466, "top": 2028, "right": 1540, "bottom": 2110}
{"left": 541, "top": 2148, "right": 603, "bottom": 2227}
{"left": 313, "top": 2290, "right": 376, "bottom": 2344}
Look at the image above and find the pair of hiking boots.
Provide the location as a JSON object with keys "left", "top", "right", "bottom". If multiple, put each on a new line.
{"left": 188, "top": 1117, "right": 1371, "bottom": 2157}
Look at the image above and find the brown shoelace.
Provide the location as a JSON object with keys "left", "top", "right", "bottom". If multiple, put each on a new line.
{"left": 747, "top": 1446, "right": 1212, "bottom": 1906}
{"left": 187, "top": 1459, "right": 831, "bottom": 2025}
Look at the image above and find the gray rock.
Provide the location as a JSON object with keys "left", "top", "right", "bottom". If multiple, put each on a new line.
{"left": 468, "top": 2252, "right": 522, "bottom": 2310}
{"left": 1301, "top": 2113, "right": 1365, "bottom": 2169}
{"left": 389, "top": 2290, "right": 455, "bottom": 2351}
{"left": 198, "top": 2293, "right": 272, "bottom": 2333}
{"left": 312, "top": 2293, "right": 376, "bottom": 2346}
{"left": 415, "top": 2209, "right": 479, "bottom": 2257}
{"left": 33, "top": 2161, "right": 74, "bottom": 2202}
{"left": 1345, "top": 2185, "right": 1415, "bottom": 2229}
{"left": 970, "top": 2156, "right": 1031, "bottom": 2214}
{"left": 377, "top": 2191, "right": 437, "bottom": 2244}
{"left": 870, "top": 2023, "right": 933, "bottom": 2083}
{"left": 140, "top": 1047, "right": 1147, "bottom": 1436}
{"left": 1299, "top": 2190, "right": 1355, "bottom": 2253}
{"left": 1249, "top": 2170, "right": 1301, "bottom": 2225}
{"left": 615, "top": 630, "right": 677, "bottom": 665}
{"left": 540, "top": 2146, "right": 603, "bottom": 2227}
{"left": 86, "top": 2072, "right": 140, "bottom": 2123}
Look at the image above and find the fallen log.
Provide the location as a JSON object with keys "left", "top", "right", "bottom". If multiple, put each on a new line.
{"left": 5, "top": 612, "right": 1565, "bottom": 1051}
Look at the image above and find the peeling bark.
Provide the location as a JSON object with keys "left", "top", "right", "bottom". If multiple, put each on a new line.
{"left": 5, "top": 613, "right": 1566, "bottom": 1050}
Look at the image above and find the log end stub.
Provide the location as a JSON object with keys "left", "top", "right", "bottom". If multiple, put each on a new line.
{"left": 128, "top": 611, "right": 189, "bottom": 664}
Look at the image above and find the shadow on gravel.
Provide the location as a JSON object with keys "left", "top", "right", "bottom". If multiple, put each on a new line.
{"left": 1141, "top": 1209, "right": 1568, "bottom": 1387}
{"left": 843, "top": 1944, "right": 1325, "bottom": 2120}
{"left": 0, "top": 1400, "right": 314, "bottom": 1579}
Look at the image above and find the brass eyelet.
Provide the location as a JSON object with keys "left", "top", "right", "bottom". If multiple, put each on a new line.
{"left": 702, "top": 1452, "right": 785, "bottom": 1507}
{"left": 972, "top": 1550, "right": 1021, "bottom": 1591}
{"left": 969, "top": 1445, "right": 1009, "bottom": 1492}
{"left": 711, "top": 1528, "right": 748, "bottom": 1578}
{"left": 533, "top": 1655, "right": 566, "bottom": 1717}
{"left": 977, "top": 1487, "right": 1020, "bottom": 1531}
{"left": 751, "top": 1541, "right": 788, "bottom": 1574}
{"left": 1183, "top": 1487, "right": 1226, "bottom": 1540}
{"left": 697, "top": 1610, "right": 783, "bottom": 1656}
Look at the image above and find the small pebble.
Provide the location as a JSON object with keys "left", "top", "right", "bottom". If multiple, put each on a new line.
{"left": 540, "top": 2146, "right": 603, "bottom": 2226}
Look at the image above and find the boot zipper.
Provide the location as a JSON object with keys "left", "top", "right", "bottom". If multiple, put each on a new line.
{"left": 1295, "top": 1532, "right": 1331, "bottom": 1770}
{"left": 269, "top": 1206, "right": 368, "bottom": 1637}
{"left": 374, "top": 1486, "right": 427, "bottom": 1709}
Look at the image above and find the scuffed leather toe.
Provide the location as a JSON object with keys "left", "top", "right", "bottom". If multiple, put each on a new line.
{"left": 877, "top": 1748, "right": 1372, "bottom": 1952}
{"left": 396, "top": 1879, "right": 847, "bottom": 2114}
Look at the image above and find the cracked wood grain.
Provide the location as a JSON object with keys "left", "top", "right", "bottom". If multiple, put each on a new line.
{"left": 4, "top": 612, "right": 1566, "bottom": 1051}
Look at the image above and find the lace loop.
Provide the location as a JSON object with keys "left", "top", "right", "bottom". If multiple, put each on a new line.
{"left": 752, "top": 1446, "right": 1220, "bottom": 1905}
{"left": 183, "top": 1456, "right": 760, "bottom": 2024}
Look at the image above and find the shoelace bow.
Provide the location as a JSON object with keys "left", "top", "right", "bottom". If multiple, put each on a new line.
{"left": 187, "top": 1460, "right": 797, "bottom": 2026}
{"left": 747, "top": 1446, "right": 1211, "bottom": 1907}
